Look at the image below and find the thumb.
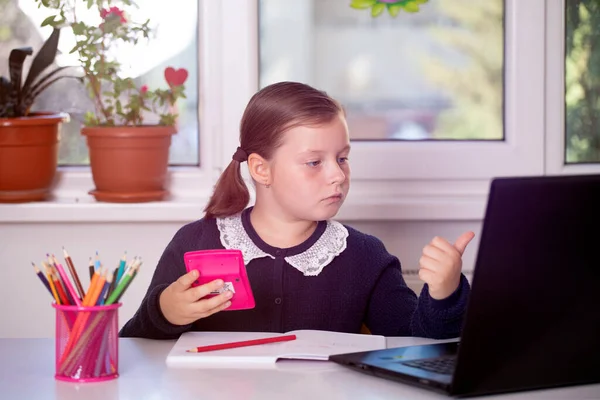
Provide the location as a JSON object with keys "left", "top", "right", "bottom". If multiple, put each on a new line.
{"left": 454, "top": 231, "right": 475, "bottom": 255}
{"left": 176, "top": 269, "right": 199, "bottom": 291}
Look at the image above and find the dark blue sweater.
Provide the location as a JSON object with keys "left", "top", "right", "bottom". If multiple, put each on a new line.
{"left": 119, "top": 208, "right": 470, "bottom": 339}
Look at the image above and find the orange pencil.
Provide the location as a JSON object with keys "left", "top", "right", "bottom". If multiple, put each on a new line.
{"left": 87, "top": 267, "right": 106, "bottom": 306}
{"left": 83, "top": 268, "right": 100, "bottom": 306}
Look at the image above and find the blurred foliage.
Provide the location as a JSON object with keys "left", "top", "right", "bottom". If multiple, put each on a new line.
{"left": 420, "top": 0, "right": 504, "bottom": 140}
{"left": 565, "top": 0, "right": 600, "bottom": 163}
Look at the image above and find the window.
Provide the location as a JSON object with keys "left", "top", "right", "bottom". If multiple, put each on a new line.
{"left": 0, "top": 0, "right": 199, "bottom": 166}
{"left": 259, "top": 0, "right": 504, "bottom": 142}
{"left": 546, "top": 0, "right": 600, "bottom": 174}
{"left": 215, "top": 0, "right": 545, "bottom": 220}
{"left": 564, "top": 0, "right": 600, "bottom": 164}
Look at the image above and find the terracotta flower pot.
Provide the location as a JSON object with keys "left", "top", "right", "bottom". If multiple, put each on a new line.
{"left": 82, "top": 125, "right": 176, "bottom": 202}
{"left": 0, "top": 113, "right": 67, "bottom": 202}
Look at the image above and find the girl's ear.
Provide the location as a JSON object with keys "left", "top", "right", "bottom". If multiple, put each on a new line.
{"left": 247, "top": 153, "right": 271, "bottom": 187}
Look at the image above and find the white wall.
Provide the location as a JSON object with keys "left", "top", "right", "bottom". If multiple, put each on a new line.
{"left": 0, "top": 219, "right": 480, "bottom": 338}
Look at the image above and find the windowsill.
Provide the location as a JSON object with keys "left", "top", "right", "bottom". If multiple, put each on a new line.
{"left": 0, "top": 178, "right": 490, "bottom": 223}
{"left": 0, "top": 194, "right": 209, "bottom": 223}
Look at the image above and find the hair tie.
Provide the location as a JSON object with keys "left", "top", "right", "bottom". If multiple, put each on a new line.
{"left": 232, "top": 146, "right": 248, "bottom": 163}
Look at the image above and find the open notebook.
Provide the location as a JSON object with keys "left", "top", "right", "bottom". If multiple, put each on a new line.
{"left": 166, "top": 330, "right": 386, "bottom": 368}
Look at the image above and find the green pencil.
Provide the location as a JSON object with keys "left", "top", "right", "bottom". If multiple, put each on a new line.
{"left": 105, "top": 269, "right": 133, "bottom": 305}
{"left": 105, "top": 258, "right": 141, "bottom": 305}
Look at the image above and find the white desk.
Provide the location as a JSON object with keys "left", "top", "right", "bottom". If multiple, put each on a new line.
{"left": 1, "top": 338, "right": 599, "bottom": 400}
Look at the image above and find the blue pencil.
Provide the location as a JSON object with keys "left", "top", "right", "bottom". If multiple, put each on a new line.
{"left": 32, "top": 262, "right": 52, "bottom": 296}
{"left": 115, "top": 251, "right": 127, "bottom": 284}
{"left": 97, "top": 273, "right": 112, "bottom": 306}
{"left": 94, "top": 251, "right": 101, "bottom": 271}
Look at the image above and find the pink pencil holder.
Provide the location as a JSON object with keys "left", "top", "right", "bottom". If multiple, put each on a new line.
{"left": 53, "top": 303, "right": 122, "bottom": 382}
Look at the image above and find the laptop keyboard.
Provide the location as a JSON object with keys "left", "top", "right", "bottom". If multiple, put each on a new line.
{"left": 402, "top": 356, "right": 456, "bottom": 375}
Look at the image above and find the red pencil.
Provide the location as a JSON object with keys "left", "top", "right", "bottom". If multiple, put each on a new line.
{"left": 186, "top": 334, "right": 297, "bottom": 353}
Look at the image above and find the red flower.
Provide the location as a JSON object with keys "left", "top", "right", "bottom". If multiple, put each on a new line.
{"left": 140, "top": 85, "right": 149, "bottom": 94}
{"left": 164, "top": 67, "right": 188, "bottom": 87}
{"left": 100, "top": 6, "right": 127, "bottom": 24}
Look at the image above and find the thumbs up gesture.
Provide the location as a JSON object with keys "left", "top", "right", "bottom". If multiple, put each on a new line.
{"left": 418, "top": 232, "right": 475, "bottom": 300}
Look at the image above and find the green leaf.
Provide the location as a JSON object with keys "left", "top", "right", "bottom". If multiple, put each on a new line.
{"left": 387, "top": 4, "right": 402, "bottom": 17}
{"left": 87, "top": 0, "right": 93, "bottom": 9}
{"left": 402, "top": 2, "right": 420, "bottom": 12}
{"left": 350, "top": 0, "right": 377, "bottom": 10}
{"left": 27, "top": 66, "right": 72, "bottom": 97}
{"left": 41, "top": 15, "right": 56, "bottom": 27}
{"left": 71, "top": 22, "right": 85, "bottom": 36}
{"left": 8, "top": 47, "right": 33, "bottom": 96}
{"left": 84, "top": 111, "right": 98, "bottom": 126}
{"left": 371, "top": 3, "right": 385, "bottom": 17}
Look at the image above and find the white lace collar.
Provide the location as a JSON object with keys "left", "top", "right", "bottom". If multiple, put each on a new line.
{"left": 216, "top": 213, "right": 349, "bottom": 276}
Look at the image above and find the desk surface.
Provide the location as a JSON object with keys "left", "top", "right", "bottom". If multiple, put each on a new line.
{"left": 2, "top": 337, "right": 599, "bottom": 400}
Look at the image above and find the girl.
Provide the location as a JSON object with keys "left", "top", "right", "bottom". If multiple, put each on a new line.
{"left": 120, "top": 82, "right": 474, "bottom": 340}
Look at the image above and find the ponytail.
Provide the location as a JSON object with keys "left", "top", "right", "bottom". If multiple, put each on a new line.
{"left": 203, "top": 160, "right": 250, "bottom": 219}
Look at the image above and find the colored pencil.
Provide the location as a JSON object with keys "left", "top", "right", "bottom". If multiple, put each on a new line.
{"left": 83, "top": 268, "right": 100, "bottom": 306}
{"left": 43, "top": 263, "right": 61, "bottom": 304}
{"left": 62, "top": 247, "right": 85, "bottom": 300}
{"left": 97, "top": 272, "right": 112, "bottom": 306}
{"left": 32, "top": 262, "right": 51, "bottom": 296}
{"left": 52, "top": 255, "right": 82, "bottom": 307}
{"left": 94, "top": 251, "right": 101, "bottom": 271}
{"left": 88, "top": 257, "right": 94, "bottom": 281}
{"left": 113, "top": 270, "right": 136, "bottom": 303}
{"left": 47, "top": 255, "right": 74, "bottom": 304}
{"left": 186, "top": 334, "right": 297, "bottom": 353}
{"left": 46, "top": 262, "right": 70, "bottom": 305}
{"left": 105, "top": 267, "right": 134, "bottom": 305}
{"left": 94, "top": 328, "right": 109, "bottom": 377}
{"left": 106, "top": 267, "right": 118, "bottom": 299}
{"left": 115, "top": 251, "right": 127, "bottom": 284}
{"left": 86, "top": 267, "right": 106, "bottom": 307}
{"left": 60, "top": 310, "right": 111, "bottom": 374}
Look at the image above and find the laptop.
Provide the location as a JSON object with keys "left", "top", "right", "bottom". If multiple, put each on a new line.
{"left": 330, "top": 174, "right": 600, "bottom": 397}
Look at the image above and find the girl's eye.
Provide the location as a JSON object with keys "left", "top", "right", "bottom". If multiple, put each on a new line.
{"left": 338, "top": 157, "right": 349, "bottom": 164}
{"left": 306, "top": 160, "right": 321, "bottom": 167}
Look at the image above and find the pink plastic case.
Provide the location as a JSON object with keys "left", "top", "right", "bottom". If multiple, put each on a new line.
{"left": 183, "top": 249, "right": 255, "bottom": 310}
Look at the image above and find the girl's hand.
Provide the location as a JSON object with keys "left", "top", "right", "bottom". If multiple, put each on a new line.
{"left": 418, "top": 231, "right": 475, "bottom": 300}
{"left": 159, "top": 269, "right": 232, "bottom": 325}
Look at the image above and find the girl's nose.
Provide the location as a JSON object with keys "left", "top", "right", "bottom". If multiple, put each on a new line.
{"left": 328, "top": 162, "right": 346, "bottom": 185}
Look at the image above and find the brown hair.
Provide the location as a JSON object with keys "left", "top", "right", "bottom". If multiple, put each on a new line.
{"left": 203, "top": 81, "right": 344, "bottom": 219}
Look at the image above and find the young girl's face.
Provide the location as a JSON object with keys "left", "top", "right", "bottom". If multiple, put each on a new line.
{"left": 268, "top": 114, "right": 351, "bottom": 222}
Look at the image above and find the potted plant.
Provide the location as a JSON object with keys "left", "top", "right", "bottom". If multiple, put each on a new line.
{"left": 0, "top": 28, "right": 70, "bottom": 203}
{"left": 38, "top": 0, "right": 187, "bottom": 202}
